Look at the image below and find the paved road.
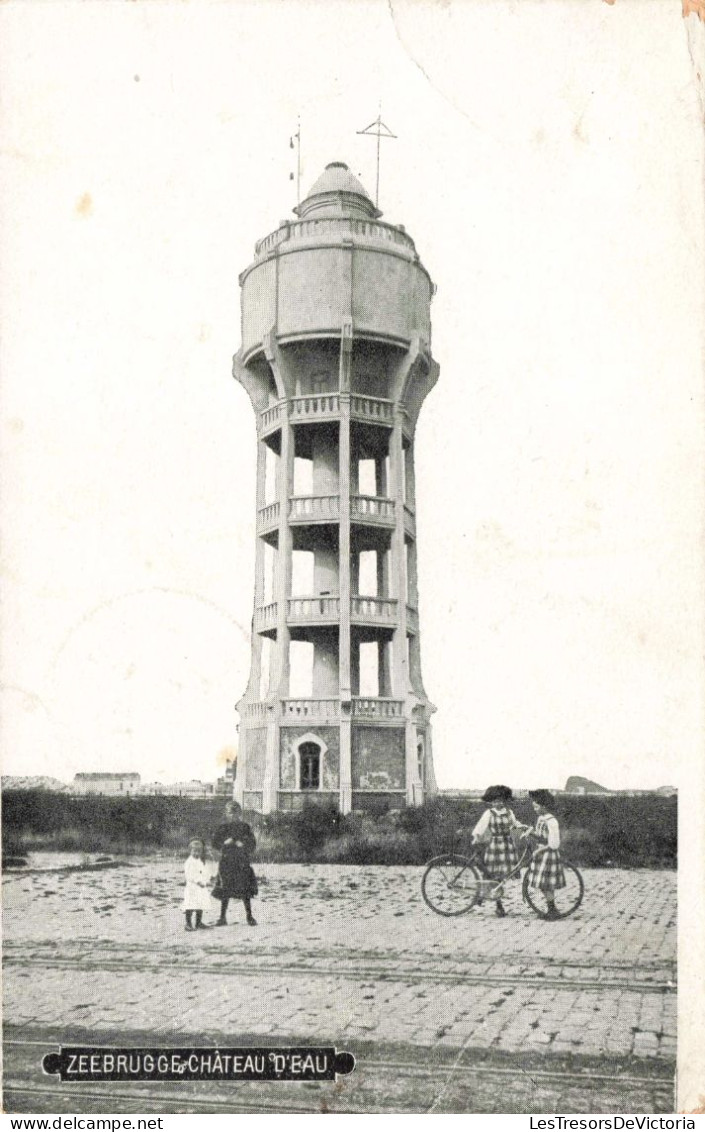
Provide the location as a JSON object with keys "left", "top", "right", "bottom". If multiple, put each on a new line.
{"left": 2, "top": 861, "right": 676, "bottom": 1113}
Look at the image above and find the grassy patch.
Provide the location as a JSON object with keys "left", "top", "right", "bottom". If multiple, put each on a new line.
{"left": 2, "top": 790, "right": 676, "bottom": 868}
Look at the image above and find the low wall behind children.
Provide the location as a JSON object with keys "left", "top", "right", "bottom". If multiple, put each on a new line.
{"left": 2, "top": 790, "right": 676, "bottom": 868}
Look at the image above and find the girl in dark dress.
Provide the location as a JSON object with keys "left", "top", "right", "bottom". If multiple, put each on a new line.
{"left": 212, "top": 801, "right": 258, "bottom": 927}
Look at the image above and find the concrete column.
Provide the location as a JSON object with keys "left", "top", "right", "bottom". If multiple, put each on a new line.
{"left": 391, "top": 410, "right": 423, "bottom": 805}
{"left": 405, "top": 718, "right": 423, "bottom": 805}
{"left": 339, "top": 321, "right": 353, "bottom": 814}
{"left": 380, "top": 638, "right": 393, "bottom": 697}
{"left": 248, "top": 439, "right": 268, "bottom": 698}
{"left": 339, "top": 402, "right": 352, "bottom": 700}
{"left": 375, "top": 455, "right": 387, "bottom": 497}
{"left": 275, "top": 419, "right": 295, "bottom": 694}
{"left": 390, "top": 411, "right": 409, "bottom": 698}
{"left": 339, "top": 400, "right": 353, "bottom": 814}
{"left": 405, "top": 445, "right": 416, "bottom": 508}
{"left": 407, "top": 539, "right": 419, "bottom": 607}
{"left": 376, "top": 546, "right": 386, "bottom": 599}
{"left": 262, "top": 416, "right": 294, "bottom": 813}
{"left": 233, "top": 731, "right": 245, "bottom": 806}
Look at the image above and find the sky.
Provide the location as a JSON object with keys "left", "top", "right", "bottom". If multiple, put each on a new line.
{"left": 1, "top": 0, "right": 703, "bottom": 790}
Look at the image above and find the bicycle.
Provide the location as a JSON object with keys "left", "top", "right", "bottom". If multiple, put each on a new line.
{"left": 421, "top": 833, "right": 584, "bottom": 920}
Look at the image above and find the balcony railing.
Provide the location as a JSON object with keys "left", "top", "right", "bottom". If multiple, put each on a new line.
{"left": 350, "top": 394, "right": 394, "bottom": 425}
{"left": 289, "top": 495, "right": 340, "bottom": 522}
{"left": 258, "top": 596, "right": 408, "bottom": 631}
{"left": 258, "top": 393, "right": 399, "bottom": 436}
{"left": 254, "top": 602, "right": 278, "bottom": 632}
{"left": 242, "top": 697, "right": 405, "bottom": 723}
{"left": 352, "top": 697, "right": 404, "bottom": 718}
{"left": 241, "top": 702, "right": 269, "bottom": 721}
{"left": 288, "top": 595, "right": 340, "bottom": 622}
{"left": 259, "top": 402, "right": 284, "bottom": 436}
{"left": 257, "top": 501, "right": 280, "bottom": 533}
{"left": 351, "top": 596, "right": 398, "bottom": 624}
{"left": 254, "top": 217, "right": 417, "bottom": 260}
{"left": 351, "top": 495, "right": 395, "bottom": 525}
{"left": 290, "top": 393, "right": 340, "bottom": 421}
{"left": 281, "top": 699, "right": 340, "bottom": 720}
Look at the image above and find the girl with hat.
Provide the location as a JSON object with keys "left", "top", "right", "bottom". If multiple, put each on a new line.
{"left": 471, "top": 785, "right": 524, "bottom": 917}
{"left": 211, "top": 801, "right": 258, "bottom": 927}
{"left": 183, "top": 837, "right": 214, "bottom": 931}
{"left": 524, "top": 790, "right": 566, "bottom": 920}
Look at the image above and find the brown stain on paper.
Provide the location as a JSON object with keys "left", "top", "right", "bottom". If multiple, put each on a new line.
{"left": 216, "top": 745, "right": 237, "bottom": 768}
{"left": 76, "top": 192, "right": 93, "bottom": 217}
{"left": 603, "top": 0, "right": 705, "bottom": 13}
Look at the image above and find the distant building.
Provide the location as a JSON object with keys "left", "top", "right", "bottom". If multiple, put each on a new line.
{"left": 168, "top": 780, "right": 216, "bottom": 798}
{"left": 138, "top": 780, "right": 216, "bottom": 798}
{"left": 72, "top": 772, "right": 141, "bottom": 796}
{"left": 139, "top": 782, "right": 168, "bottom": 796}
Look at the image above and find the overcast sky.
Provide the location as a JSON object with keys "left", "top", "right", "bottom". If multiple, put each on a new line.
{"left": 1, "top": 0, "right": 703, "bottom": 790}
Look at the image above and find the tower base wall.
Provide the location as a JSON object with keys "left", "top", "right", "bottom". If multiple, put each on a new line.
{"left": 235, "top": 709, "right": 437, "bottom": 814}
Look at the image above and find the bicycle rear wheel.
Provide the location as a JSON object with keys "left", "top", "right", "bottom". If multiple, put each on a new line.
{"left": 522, "top": 861, "right": 584, "bottom": 919}
{"left": 421, "top": 854, "right": 482, "bottom": 916}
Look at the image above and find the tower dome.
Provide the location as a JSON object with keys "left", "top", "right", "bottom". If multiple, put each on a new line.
{"left": 294, "top": 161, "right": 381, "bottom": 220}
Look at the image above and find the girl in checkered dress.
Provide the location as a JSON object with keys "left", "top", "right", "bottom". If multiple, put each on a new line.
{"left": 525, "top": 789, "right": 566, "bottom": 920}
{"left": 471, "top": 785, "right": 523, "bottom": 917}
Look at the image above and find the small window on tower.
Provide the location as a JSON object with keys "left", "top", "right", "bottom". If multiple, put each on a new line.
{"left": 299, "top": 742, "right": 321, "bottom": 791}
{"left": 312, "top": 374, "right": 329, "bottom": 395}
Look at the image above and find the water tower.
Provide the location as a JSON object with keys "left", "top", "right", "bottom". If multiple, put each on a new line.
{"left": 233, "top": 162, "right": 438, "bottom": 814}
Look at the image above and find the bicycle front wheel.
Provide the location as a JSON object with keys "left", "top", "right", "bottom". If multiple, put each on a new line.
{"left": 522, "top": 861, "right": 584, "bottom": 919}
{"left": 421, "top": 854, "right": 482, "bottom": 917}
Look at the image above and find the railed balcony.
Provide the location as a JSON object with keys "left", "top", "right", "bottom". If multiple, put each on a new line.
{"left": 290, "top": 392, "right": 340, "bottom": 423}
{"left": 240, "top": 696, "right": 407, "bottom": 723}
{"left": 259, "top": 402, "right": 284, "bottom": 438}
{"left": 351, "top": 495, "right": 394, "bottom": 527}
{"left": 288, "top": 595, "right": 340, "bottom": 624}
{"left": 258, "top": 393, "right": 398, "bottom": 439}
{"left": 255, "top": 595, "right": 404, "bottom": 633}
{"left": 351, "top": 596, "right": 398, "bottom": 625}
{"left": 256, "top": 501, "right": 280, "bottom": 535}
{"left": 350, "top": 394, "right": 394, "bottom": 425}
{"left": 254, "top": 601, "right": 278, "bottom": 633}
{"left": 278, "top": 697, "right": 404, "bottom": 722}
{"left": 254, "top": 216, "right": 417, "bottom": 261}
{"left": 281, "top": 698, "right": 340, "bottom": 721}
{"left": 289, "top": 495, "right": 340, "bottom": 523}
{"left": 351, "top": 697, "right": 404, "bottom": 719}
{"left": 260, "top": 495, "right": 410, "bottom": 535}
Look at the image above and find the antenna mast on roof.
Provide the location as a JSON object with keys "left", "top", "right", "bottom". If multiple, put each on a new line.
{"left": 289, "top": 117, "right": 301, "bottom": 206}
{"left": 357, "top": 107, "right": 396, "bottom": 208}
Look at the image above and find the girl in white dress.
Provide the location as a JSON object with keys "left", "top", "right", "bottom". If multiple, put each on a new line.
{"left": 183, "top": 838, "right": 213, "bottom": 931}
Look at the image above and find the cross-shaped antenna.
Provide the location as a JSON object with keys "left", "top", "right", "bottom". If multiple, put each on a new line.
{"left": 357, "top": 110, "right": 397, "bottom": 208}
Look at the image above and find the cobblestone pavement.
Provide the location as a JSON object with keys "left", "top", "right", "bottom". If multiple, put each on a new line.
{"left": 2, "top": 861, "right": 676, "bottom": 1112}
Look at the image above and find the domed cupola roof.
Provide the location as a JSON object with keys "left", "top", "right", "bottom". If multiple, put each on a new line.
{"left": 294, "top": 162, "right": 382, "bottom": 220}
